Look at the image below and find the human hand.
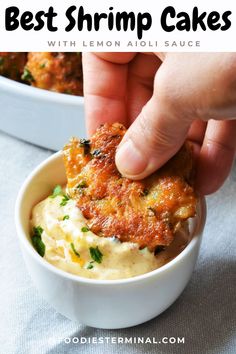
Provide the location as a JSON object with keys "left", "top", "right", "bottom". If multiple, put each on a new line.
{"left": 83, "top": 52, "right": 236, "bottom": 195}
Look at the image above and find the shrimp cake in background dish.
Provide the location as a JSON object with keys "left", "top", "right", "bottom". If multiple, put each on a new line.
{"left": 0, "top": 52, "right": 27, "bottom": 81}
{"left": 24, "top": 52, "right": 83, "bottom": 95}
{"left": 63, "top": 123, "right": 197, "bottom": 252}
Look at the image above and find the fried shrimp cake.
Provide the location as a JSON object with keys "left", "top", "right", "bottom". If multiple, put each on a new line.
{"left": 0, "top": 52, "right": 27, "bottom": 81}
{"left": 63, "top": 123, "right": 197, "bottom": 251}
{"left": 24, "top": 52, "right": 83, "bottom": 95}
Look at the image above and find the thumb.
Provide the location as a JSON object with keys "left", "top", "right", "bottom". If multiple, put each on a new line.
{"left": 115, "top": 68, "right": 193, "bottom": 179}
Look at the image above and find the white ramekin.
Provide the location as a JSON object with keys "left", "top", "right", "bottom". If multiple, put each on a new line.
{"left": 15, "top": 151, "right": 206, "bottom": 329}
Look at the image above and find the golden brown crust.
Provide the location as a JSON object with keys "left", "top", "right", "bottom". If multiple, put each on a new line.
{"left": 0, "top": 52, "right": 27, "bottom": 81}
{"left": 25, "top": 52, "right": 83, "bottom": 95}
{"left": 63, "top": 123, "right": 197, "bottom": 251}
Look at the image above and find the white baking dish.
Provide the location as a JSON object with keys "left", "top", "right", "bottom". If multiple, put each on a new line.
{"left": 0, "top": 76, "right": 86, "bottom": 151}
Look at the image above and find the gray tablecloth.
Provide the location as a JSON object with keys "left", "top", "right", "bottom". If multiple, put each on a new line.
{"left": 0, "top": 131, "right": 235, "bottom": 354}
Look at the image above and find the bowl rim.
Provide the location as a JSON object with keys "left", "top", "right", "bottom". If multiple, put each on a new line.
{"left": 15, "top": 151, "right": 206, "bottom": 286}
{"left": 0, "top": 76, "right": 84, "bottom": 105}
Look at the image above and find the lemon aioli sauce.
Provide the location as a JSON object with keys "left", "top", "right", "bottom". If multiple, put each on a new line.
{"left": 31, "top": 195, "right": 190, "bottom": 280}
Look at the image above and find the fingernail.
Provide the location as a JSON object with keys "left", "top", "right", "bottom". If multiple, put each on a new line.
{"left": 115, "top": 139, "right": 148, "bottom": 176}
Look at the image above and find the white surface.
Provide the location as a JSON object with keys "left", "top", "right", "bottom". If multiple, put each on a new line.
{"left": 0, "top": 76, "right": 86, "bottom": 150}
{"left": 1, "top": 131, "right": 235, "bottom": 353}
{"left": 15, "top": 151, "right": 205, "bottom": 329}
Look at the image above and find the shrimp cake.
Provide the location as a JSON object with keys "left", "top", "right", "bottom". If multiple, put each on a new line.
{"left": 25, "top": 52, "right": 83, "bottom": 95}
{"left": 0, "top": 52, "right": 27, "bottom": 81}
{"left": 63, "top": 123, "right": 197, "bottom": 251}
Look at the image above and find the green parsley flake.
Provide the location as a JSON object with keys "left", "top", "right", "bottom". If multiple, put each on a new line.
{"left": 148, "top": 207, "right": 156, "bottom": 216}
{"left": 86, "top": 261, "right": 94, "bottom": 269}
{"left": 40, "top": 63, "right": 46, "bottom": 69}
{"left": 81, "top": 226, "right": 89, "bottom": 232}
{"left": 70, "top": 243, "right": 80, "bottom": 257}
{"left": 21, "top": 67, "right": 35, "bottom": 83}
{"left": 49, "top": 185, "right": 70, "bottom": 206}
{"left": 92, "top": 149, "right": 101, "bottom": 157}
{"left": 141, "top": 189, "right": 149, "bottom": 196}
{"left": 33, "top": 225, "right": 43, "bottom": 237}
{"left": 50, "top": 185, "right": 62, "bottom": 198}
{"left": 77, "top": 181, "right": 87, "bottom": 189}
{"left": 64, "top": 89, "right": 72, "bottom": 95}
{"left": 79, "top": 139, "right": 91, "bottom": 156}
{"left": 60, "top": 195, "right": 70, "bottom": 206}
{"left": 63, "top": 215, "right": 70, "bottom": 221}
{"left": 89, "top": 246, "right": 103, "bottom": 264}
{"left": 32, "top": 226, "right": 45, "bottom": 257}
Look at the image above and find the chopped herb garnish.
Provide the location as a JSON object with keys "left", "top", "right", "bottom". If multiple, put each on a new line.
{"left": 32, "top": 226, "right": 45, "bottom": 257}
{"left": 141, "top": 189, "right": 149, "bottom": 196}
{"left": 70, "top": 243, "right": 80, "bottom": 257}
{"left": 89, "top": 246, "right": 103, "bottom": 264}
{"left": 49, "top": 185, "right": 70, "bottom": 206}
{"left": 64, "top": 89, "right": 72, "bottom": 95}
{"left": 79, "top": 138, "right": 90, "bottom": 146}
{"left": 60, "top": 195, "right": 70, "bottom": 206}
{"left": 0, "top": 57, "right": 4, "bottom": 66}
{"left": 33, "top": 226, "right": 43, "bottom": 237}
{"left": 40, "top": 63, "right": 46, "bottom": 69}
{"left": 63, "top": 215, "right": 70, "bottom": 220}
{"left": 92, "top": 149, "right": 101, "bottom": 157}
{"left": 148, "top": 207, "right": 156, "bottom": 216}
{"left": 77, "top": 181, "right": 87, "bottom": 189}
{"left": 21, "top": 67, "right": 35, "bottom": 83}
{"left": 81, "top": 226, "right": 89, "bottom": 232}
{"left": 50, "top": 185, "right": 63, "bottom": 198}
{"left": 86, "top": 261, "right": 94, "bottom": 269}
{"left": 79, "top": 139, "right": 91, "bottom": 156}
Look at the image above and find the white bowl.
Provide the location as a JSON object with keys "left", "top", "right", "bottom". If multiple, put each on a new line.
{"left": 0, "top": 77, "right": 85, "bottom": 150}
{"left": 15, "top": 151, "right": 206, "bottom": 329}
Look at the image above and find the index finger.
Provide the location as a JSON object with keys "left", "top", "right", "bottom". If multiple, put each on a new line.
{"left": 83, "top": 52, "right": 136, "bottom": 135}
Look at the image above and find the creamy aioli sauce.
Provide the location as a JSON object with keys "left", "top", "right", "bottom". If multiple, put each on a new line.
{"left": 31, "top": 195, "right": 190, "bottom": 280}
